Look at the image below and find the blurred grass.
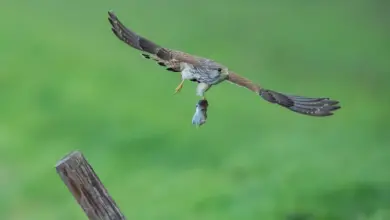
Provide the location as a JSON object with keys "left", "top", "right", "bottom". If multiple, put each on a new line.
{"left": 0, "top": 0, "right": 390, "bottom": 219}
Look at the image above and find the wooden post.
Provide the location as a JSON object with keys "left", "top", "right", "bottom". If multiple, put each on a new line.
{"left": 56, "top": 151, "right": 126, "bottom": 220}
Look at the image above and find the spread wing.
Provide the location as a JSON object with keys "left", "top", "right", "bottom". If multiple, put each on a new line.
{"left": 227, "top": 71, "right": 341, "bottom": 116}
{"left": 108, "top": 10, "right": 200, "bottom": 72}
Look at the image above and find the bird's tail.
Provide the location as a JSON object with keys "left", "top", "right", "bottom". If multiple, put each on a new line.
{"left": 258, "top": 89, "right": 340, "bottom": 116}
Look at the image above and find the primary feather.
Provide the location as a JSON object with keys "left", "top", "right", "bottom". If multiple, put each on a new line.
{"left": 108, "top": 10, "right": 341, "bottom": 117}
{"left": 227, "top": 72, "right": 340, "bottom": 116}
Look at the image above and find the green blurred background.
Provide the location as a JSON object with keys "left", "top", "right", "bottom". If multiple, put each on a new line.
{"left": 1, "top": 0, "right": 390, "bottom": 219}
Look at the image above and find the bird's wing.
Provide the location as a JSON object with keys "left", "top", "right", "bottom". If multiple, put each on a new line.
{"left": 227, "top": 71, "right": 341, "bottom": 116}
{"left": 108, "top": 11, "right": 201, "bottom": 72}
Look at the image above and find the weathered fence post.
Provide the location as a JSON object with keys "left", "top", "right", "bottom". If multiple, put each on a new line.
{"left": 56, "top": 151, "right": 126, "bottom": 220}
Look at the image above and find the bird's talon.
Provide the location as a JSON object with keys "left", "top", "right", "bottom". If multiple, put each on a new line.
{"left": 174, "top": 87, "right": 182, "bottom": 94}
{"left": 174, "top": 80, "right": 184, "bottom": 95}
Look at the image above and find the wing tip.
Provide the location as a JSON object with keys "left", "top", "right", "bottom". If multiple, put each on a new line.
{"left": 259, "top": 89, "right": 341, "bottom": 117}
{"left": 108, "top": 10, "right": 115, "bottom": 17}
{"left": 287, "top": 95, "right": 341, "bottom": 117}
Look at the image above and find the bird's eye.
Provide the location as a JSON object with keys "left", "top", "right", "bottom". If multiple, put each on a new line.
{"left": 217, "top": 68, "right": 222, "bottom": 72}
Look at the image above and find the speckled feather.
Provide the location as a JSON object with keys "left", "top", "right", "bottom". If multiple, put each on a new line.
{"left": 108, "top": 10, "right": 341, "bottom": 117}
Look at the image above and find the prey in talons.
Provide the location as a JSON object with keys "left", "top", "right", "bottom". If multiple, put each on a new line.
{"left": 192, "top": 99, "right": 209, "bottom": 127}
{"left": 108, "top": 10, "right": 341, "bottom": 127}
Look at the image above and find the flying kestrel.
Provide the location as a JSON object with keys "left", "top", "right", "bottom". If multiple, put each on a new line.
{"left": 108, "top": 11, "right": 340, "bottom": 116}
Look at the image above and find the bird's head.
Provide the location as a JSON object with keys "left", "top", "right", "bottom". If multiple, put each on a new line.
{"left": 217, "top": 67, "right": 229, "bottom": 76}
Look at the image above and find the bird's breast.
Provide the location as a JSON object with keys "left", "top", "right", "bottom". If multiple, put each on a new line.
{"left": 181, "top": 66, "right": 196, "bottom": 80}
{"left": 181, "top": 64, "right": 225, "bottom": 85}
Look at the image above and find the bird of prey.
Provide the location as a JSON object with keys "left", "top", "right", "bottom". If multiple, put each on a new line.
{"left": 108, "top": 11, "right": 340, "bottom": 116}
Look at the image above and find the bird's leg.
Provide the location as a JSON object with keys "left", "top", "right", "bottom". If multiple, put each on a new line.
{"left": 174, "top": 79, "right": 184, "bottom": 94}
{"left": 196, "top": 83, "right": 211, "bottom": 100}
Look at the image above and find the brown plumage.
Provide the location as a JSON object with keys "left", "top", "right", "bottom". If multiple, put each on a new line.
{"left": 108, "top": 10, "right": 341, "bottom": 117}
